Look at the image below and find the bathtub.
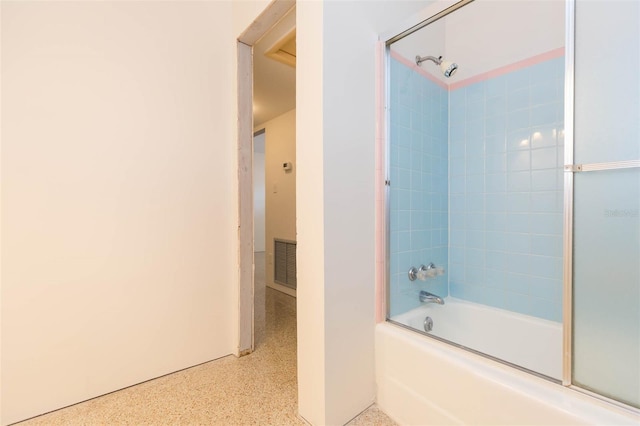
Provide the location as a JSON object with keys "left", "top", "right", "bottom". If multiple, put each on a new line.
{"left": 376, "top": 302, "right": 639, "bottom": 425}
{"left": 391, "top": 297, "right": 562, "bottom": 379}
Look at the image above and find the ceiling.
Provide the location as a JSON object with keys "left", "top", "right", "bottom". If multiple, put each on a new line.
{"left": 253, "top": 7, "right": 296, "bottom": 128}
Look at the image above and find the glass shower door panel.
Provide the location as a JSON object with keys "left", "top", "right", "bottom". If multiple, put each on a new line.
{"left": 572, "top": 0, "right": 640, "bottom": 408}
{"left": 574, "top": 0, "right": 639, "bottom": 164}
{"left": 572, "top": 168, "right": 640, "bottom": 408}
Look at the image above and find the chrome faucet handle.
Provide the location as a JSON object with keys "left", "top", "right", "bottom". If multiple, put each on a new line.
{"left": 409, "top": 263, "right": 444, "bottom": 281}
{"left": 408, "top": 266, "right": 420, "bottom": 281}
{"left": 425, "top": 262, "right": 445, "bottom": 276}
{"left": 417, "top": 265, "right": 436, "bottom": 280}
{"left": 408, "top": 265, "right": 428, "bottom": 281}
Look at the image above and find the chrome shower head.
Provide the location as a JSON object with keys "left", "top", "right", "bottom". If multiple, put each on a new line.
{"left": 440, "top": 60, "right": 458, "bottom": 78}
{"left": 415, "top": 55, "right": 458, "bottom": 78}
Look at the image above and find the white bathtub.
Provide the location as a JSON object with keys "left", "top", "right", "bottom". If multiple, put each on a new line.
{"left": 391, "top": 297, "right": 562, "bottom": 379}
{"left": 376, "top": 311, "right": 639, "bottom": 425}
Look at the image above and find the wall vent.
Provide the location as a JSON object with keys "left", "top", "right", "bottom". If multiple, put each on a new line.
{"left": 274, "top": 239, "right": 297, "bottom": 289}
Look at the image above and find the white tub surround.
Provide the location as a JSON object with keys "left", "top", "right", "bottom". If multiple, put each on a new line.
{"left": 376, "top": 323, "right": 640, "bottom": 425}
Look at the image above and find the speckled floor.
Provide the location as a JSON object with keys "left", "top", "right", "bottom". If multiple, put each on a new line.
{"left": 16, "top": 254, "right": 396, "bottom": 426}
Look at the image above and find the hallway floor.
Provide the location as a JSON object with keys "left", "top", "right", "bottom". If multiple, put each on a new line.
{"left": 17, "top": 267, "right": 395, "bottom": 425}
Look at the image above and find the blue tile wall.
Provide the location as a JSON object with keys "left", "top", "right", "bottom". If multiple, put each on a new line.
{"left": 389, "top": 58, "right": 449, "bottom": 317}
{"left": 389, "top": 54, "right": 564, "bottom": 322}
{"left": 448, "top": 56, "right": 565, "bottom": 322}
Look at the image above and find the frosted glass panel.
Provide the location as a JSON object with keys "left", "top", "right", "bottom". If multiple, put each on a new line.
{"left": 574, "top": 0, "right": 639, "bottom": 164}
{"left": 573, "top": 168, "right": 640, "bottom": 408}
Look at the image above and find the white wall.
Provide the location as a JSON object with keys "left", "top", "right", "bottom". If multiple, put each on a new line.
{"left": 297, "top": 1, "right": 438, "bottom": 424}
{"left": 254, "top": 134, "right": 266, "bottom": 252}
{"left": 296, "top": 2, "right": 327, "bottom": 423}
{"left": 260, "top": 109, "right": 296, "bottom": 289}
{"left": 232, "top": 0, "right": 272, "bottom": 39}
{"left": 445, "top": 0, "right": 564, "bottom": 80}
{"left": 391, "top": 17, "right": 447, "bottom": 83}
{"left": 1, "top": 2, "right": 237, "bottom": 424}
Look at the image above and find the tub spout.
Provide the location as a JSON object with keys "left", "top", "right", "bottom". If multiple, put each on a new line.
{"left": 419, "top": 290, "right": 444, "bottom": 305}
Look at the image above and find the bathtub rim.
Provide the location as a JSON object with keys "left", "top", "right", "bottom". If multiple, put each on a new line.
{"left": 379, "top": 320, "right": 640, "bottom": 419}
{"left": 386, "top": 317, "right": 562, "bottom": 385}
{"left": 391, "top": 296, "right": 563, "bottom": 328}
{"left": 388, "top": 296, "right": 563, "bottom": 383}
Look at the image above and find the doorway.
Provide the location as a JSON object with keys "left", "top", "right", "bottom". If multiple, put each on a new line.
{"left": 237, "top": 0, "right": 296, "bottom": 355}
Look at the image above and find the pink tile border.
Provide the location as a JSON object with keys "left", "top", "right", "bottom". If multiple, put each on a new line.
{"left": 391, "top": 47, "right": 565, "bottom": 92}
{"left": 449, "top": 47, "right": 566, "bottom": 91}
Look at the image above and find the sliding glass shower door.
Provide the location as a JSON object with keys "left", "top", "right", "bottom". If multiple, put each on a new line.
{"left": 571, "top": 0, "right": 640, "bottom": 408}
{"left": 383, "top": 0, "right": 640, "bottom": 410}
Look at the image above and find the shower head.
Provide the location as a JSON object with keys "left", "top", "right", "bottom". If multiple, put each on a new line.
{"left": 415, "top": 55, "right": 458, "bottom": 78}
{"left": 439, "top": 60, "right": 458, "bottom": 78}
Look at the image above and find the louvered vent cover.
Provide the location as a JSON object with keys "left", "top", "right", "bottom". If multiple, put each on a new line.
{"left": 274, "top": 239, "right": 297, "bottom": 289}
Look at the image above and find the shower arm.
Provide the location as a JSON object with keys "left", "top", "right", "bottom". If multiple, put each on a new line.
{"left": 415, "top": 55, "right": 442, "bottom": 66}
